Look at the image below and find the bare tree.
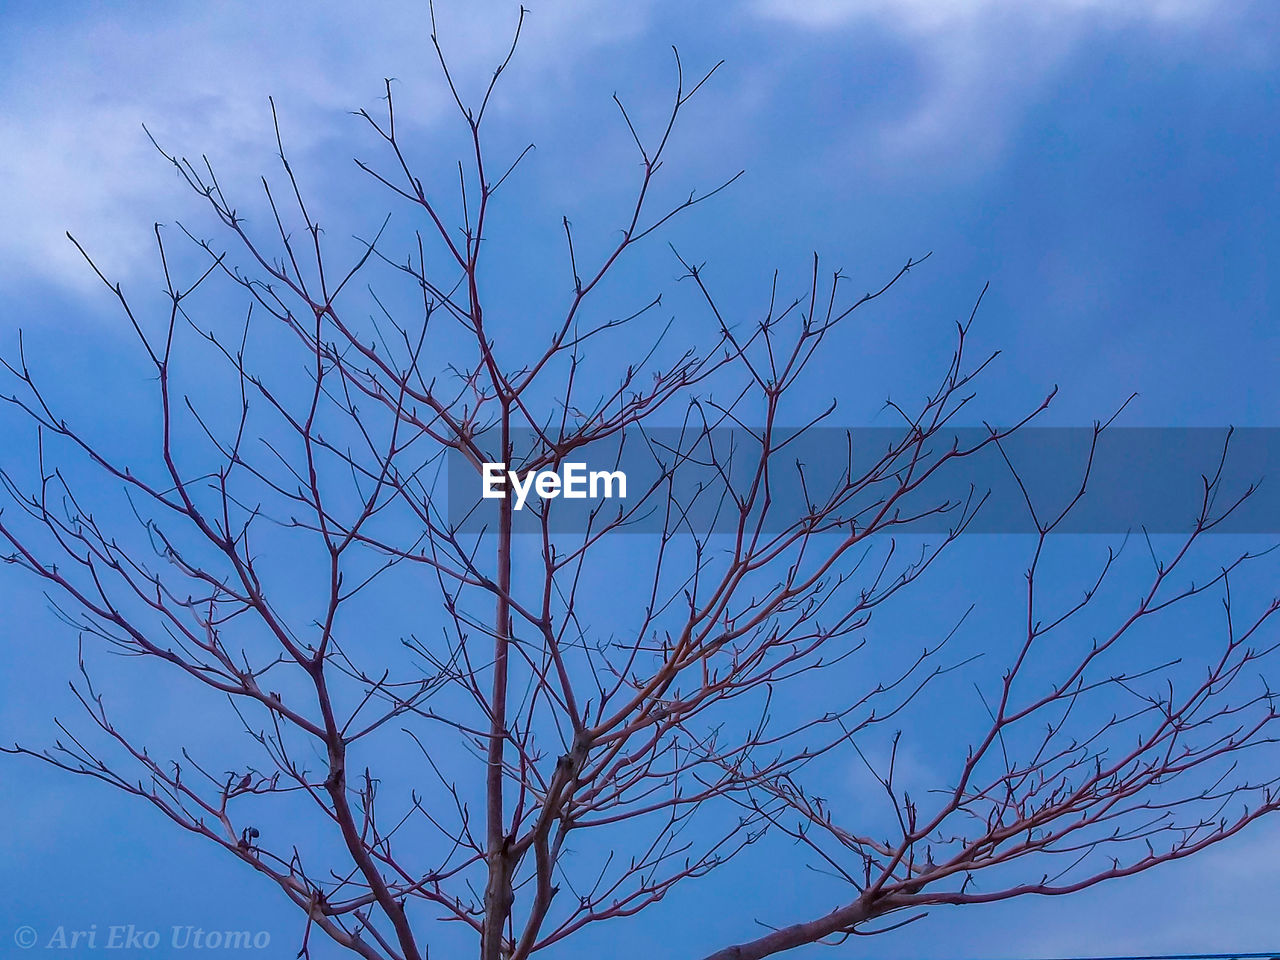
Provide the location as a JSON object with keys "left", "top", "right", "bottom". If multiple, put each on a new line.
{"left": 3, "top": 16, "right": 1278, "bottom": 960}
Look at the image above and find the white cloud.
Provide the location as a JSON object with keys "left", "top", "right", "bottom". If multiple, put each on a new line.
{"left": 0, "top": 0, "right": 646, "bottom": 296}
{"left": 3, "top": 0, "right": 1267, "bottom": 298}
{"left": 752, "top": 0, "right": 1216, "bottom": 31}
{"left": 750, "top": 0, "right": 1241, "bottom": 170}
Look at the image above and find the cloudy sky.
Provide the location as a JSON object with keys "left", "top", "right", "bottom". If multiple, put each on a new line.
{"left": 1, "top": 1, "right": 1278, "bottom": 958}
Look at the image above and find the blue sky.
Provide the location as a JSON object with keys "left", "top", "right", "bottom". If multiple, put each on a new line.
{"left": 1, "top": 1, "right": 1278, "bottom": 958}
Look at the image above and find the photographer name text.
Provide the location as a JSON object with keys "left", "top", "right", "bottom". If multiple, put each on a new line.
{"left": 13, "top": 924, "right": 271, "bottom": 952}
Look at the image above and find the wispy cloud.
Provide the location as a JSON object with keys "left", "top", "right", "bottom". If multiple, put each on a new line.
{"left": 0, "top": 0, "right": 645, "bottom": 295}
{"left": 751, "top": 0, "right": 1218, "bottom": 31}
{"left": 3, "top": 0, "right": 1268, "bottom": 298}
{"left": 750, "top": 0, "right": 1259, "bottom": 171}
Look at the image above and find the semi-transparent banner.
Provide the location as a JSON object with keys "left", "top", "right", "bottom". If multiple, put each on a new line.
{"left": 445, "top": 427, "right": 1279, "bottom": 535}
